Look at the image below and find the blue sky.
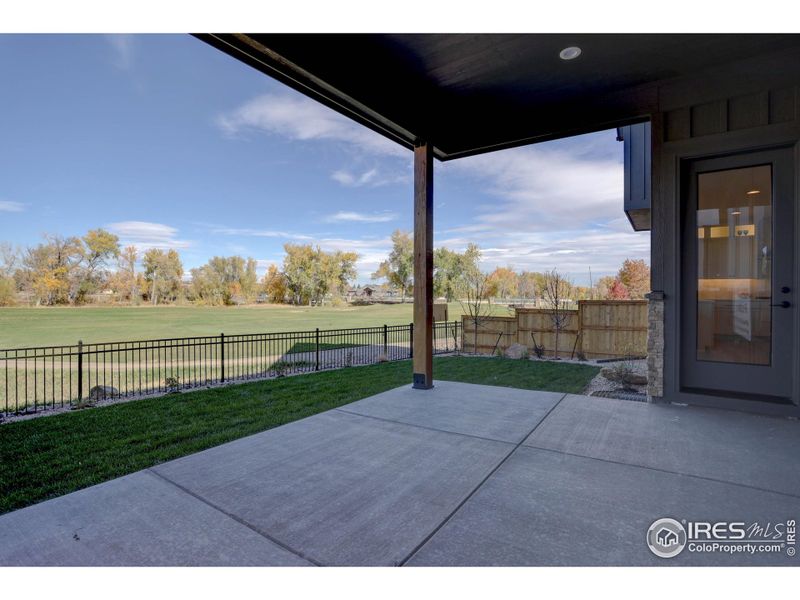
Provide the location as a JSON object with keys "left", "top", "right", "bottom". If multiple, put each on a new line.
{"left": 0, "top": 34, "right": 649, "bottom": 286}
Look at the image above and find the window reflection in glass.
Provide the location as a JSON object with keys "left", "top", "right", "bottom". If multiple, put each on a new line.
{"left": 696, "top": 165, "right": 772, "bottom": 365}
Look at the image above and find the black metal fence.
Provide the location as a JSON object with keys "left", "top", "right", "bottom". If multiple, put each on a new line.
{"left": 0, "top": 321, "right": 462, "bottom": 415}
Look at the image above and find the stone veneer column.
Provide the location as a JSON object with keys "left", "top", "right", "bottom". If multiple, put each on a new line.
{"left": 645, "top": 291, "right": 665, "bottom": 400}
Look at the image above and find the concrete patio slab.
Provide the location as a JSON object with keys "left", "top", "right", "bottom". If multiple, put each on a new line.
{"left": 408, "top": 446, "right": 799, "bottom": 566}
{"left": 524, "top": 394, "right": 800, "bottom": 497}
{"left": 338, "top": 380, "right": 564, "bottom": 442}
{"left": 153, "top": 409, "right": 512, "bottom": 566}
{"left": 0, "top": 470, "right": 311, "bottom": 566}
{"left": 3, "top": 383, "right": 798, "bottom": 567}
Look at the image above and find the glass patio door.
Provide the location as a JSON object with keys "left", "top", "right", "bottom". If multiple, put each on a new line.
{"left": 681, "top": 147, "right": 795, "bottom": 400}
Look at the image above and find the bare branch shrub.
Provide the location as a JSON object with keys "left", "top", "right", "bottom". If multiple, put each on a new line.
{"left": 459, "top": 270, "right": 494, "bottom": 355}
{"left": 542, "top": 268, "right": 574, "bottom": 360}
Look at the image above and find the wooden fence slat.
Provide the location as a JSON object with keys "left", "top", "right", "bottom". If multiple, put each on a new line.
{"left": 462, "top": 300, "right": 648, "bottom": 359}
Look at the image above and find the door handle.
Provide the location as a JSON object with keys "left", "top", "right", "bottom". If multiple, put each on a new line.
{"left": 771, "top": 301, "right": 792, "bottom": 308}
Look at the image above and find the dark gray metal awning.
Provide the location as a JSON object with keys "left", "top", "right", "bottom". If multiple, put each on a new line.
{"left": 197, "top": 33, "right": 800, "bottom": 160}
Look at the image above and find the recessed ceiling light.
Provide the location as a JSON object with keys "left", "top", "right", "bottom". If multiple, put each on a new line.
{"left": 559, "top": 46, "right": 582, "bottom": 61}
{"left": 746, "top": 189, "right": 761, "bottom": 195}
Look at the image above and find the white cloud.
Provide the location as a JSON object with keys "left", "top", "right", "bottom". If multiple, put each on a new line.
{"left": 450, "top": 143, "right": 624, "bottom": 231}
{"left": 331, "top": 168, "right": 377, "bottom": 187}
{"left": 205, "top": 225, "right": 313, "bottom": 240}
{"left": 216, "top": 93, "right": 407, "bottom": 157}
{"left": 431, "top": 134, "right": 649, "bottom": 283}
{"left": 324, "top": 211, "right": 398, "bottom": 224}
{"left": 105, "top": 35, "right": 135, "bottom": 70}
{"left": 330, "top": 167, "right": 409, "bottom": 188}
{"left": 0, "top": 201, "right": 25, "bottom": 213}
{"left": 107, "top": 221, "right": 191, "bottom": 251}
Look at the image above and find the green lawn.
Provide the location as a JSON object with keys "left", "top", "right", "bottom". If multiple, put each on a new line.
{"left": 0, "top": 356, "right": 599, "bottom": 515}
{"left": 0, "top": 302, "right": 513, "bottom": 349}
{"left": 286, "top": 341, "right": 364, "bottom": 354}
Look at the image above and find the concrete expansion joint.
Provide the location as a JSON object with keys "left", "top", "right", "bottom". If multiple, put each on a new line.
{"left": 146, "top": 468, "right": 322, "bottom": 566}
{"left": 399, "top": 393, "right": 569, "bottom": 566}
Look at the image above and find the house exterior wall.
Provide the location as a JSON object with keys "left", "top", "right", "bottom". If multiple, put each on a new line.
{"left": 648, "top": 48, "right": 800, "bottom": 416}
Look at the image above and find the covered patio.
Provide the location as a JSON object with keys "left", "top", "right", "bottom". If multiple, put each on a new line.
{"left": 1, "top": 382, "right": 797, "bottom": 566}
{"left": 196, "top": 34, "right": 800, "bottom": 415}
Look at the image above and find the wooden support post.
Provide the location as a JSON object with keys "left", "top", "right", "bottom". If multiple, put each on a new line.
{"left": 413, "top": 141, "right": 434, "bottom": 389}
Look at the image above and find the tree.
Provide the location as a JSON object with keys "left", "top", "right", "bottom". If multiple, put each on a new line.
{"left": 76, "top": 228, "right": 120, "bottom": 301}
{"left": 0, "top": 276, "right": 15, "bottom": 306}
{"left": 283, "top": 244, "right": 316, "bottom": 305}
{"left": 282, "top": 244, "right": 359, "bottom": 305}
{"left": 517, "top": 271, "right": 541, "bottom": 304}
{"left": 262, "top": 264, "right": 288, "bottom": 303}
{"left": 114, "top": 245, "right": 140, "bottom": 304}
{"left": 0, "top": 243, "right": 18, "bottom": 306}
{"left": 434, "top": 243, "right": 481, "bottom": 301}
{"left": 542, "top": 268, "right": 574, "bottom": 359}
{"left": 487, "top": 266, "right": 519, "bottom": 300}
{"left": 617, "top": 258, "right": 650, "bottom": 299}
{"left": 459, "top": 269, "right": 494, "bottom": 354}
{"left": 190, "top": 256, "right": 261, "bottom": 306}
{"left": 20, "top": 235, "right": 83, "bottom": 305}
{"left": 572, "top": 286, "right": 593, "bottom": 301}
{"left": 142, "top": 248, "right": 183, "bottom": 305}
{"left": 608, "top": 278, "right": 630, "bottom": 300}
{"left": 595, "top": 275, "right": 617, "bottom": 300}
{"left": 0, "top": 243, "right": 19, "bottom": 278}
{"left": 241, "top": 258, "right": 259, "bottom": 303}
{"left": 371, "top": 230, "right": 413, "bottom": 302}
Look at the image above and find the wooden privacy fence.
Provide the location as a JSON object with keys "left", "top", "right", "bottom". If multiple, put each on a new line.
{"left": 462, "top": 300, "right": 648, "bottom": 359}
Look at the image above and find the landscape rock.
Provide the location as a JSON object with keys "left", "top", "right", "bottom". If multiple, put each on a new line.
{"left": 504, "top": 343, "right": 529, "bottom": 359}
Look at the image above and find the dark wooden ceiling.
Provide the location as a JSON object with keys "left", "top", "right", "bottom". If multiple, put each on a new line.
{"left": 198, "top": 34, "right": 800, "bottom": 160}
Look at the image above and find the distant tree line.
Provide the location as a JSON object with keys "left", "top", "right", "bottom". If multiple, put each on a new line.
{"left": 0, "top": 228, "right": 649, "bottom": 307}
{"left": 369, "top": 230, "right": 650, "bottom": 302}
{"left": 0, "top": 233, "right": 362, "bottom": 308}
{"left": 482, "top": 258, "right": 650, "bottom": 302}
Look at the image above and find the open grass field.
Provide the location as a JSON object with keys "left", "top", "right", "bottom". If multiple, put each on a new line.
{"left": 0, "top": 356, "right": 600, "bottom": 515}
{"left": 0, "top": 302, "right": 513, "bottom": 349}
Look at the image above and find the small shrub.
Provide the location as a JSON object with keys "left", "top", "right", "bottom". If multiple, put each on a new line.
{"left": 165, "top": 376, "right": 181, "bottom": 393}
{"left": 608, "top": 345, "right": 640, "bottom": 390}
{"left": 271, "top": 360, "right": 291, "bottom": 377}
{"left": 533, "top": 343, "right": 546, "bottom": 359}
{"left": 271, "top": 359, "right": 314, "bottom": 377}
{"left": 494, "top": 346, "right": 504, "bottom": 358}
{"left": 576, "top": 350, "right": 588, "bottom": 362}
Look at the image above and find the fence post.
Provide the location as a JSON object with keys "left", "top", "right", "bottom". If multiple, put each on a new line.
{"left": 383, "top": 324, "right": 388, "bottom": 354}
{"left": 315, "top": 328, "right": 320, "bottom": 371}
{"left": 77, "top": 340, "right": 84, "bottom": 403}
{"left": 220, "top": 333, "right": 225, "bottom": 383}
{"left": 409, "top": 323, "right": 413, "bottom": 359}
